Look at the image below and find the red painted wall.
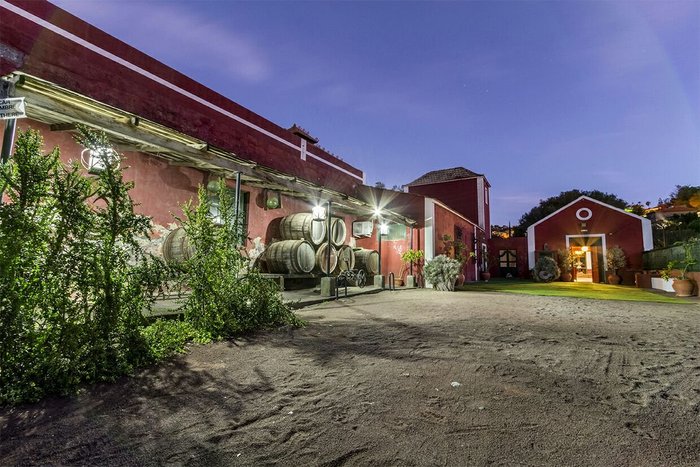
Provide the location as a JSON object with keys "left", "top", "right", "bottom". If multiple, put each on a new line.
{"left": 434, "top": 204, "right": 479, "bottom": 282}
{"left": 16, "top": 119, "right": 204, "bottom": 227}
{"left": 488, "top": 236, "right": 529, "bottom": 278}
{"left": 409, "top": 179, "right": 478, "bottom": 225}
{"left": 533, "top": 199, "right": 646, "bottom": 270}
{"left": 1, "top": 1, "right": 363, "bottom": 196}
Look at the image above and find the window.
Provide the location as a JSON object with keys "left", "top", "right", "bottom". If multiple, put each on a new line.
{"left": 485, "top": 187, "right": 489, "bottom": 205}
{"left": 499, "top": 249, "right": 517, "bottom": 268}
{"left": 384, "top": 223, "right": 407, "bottom": 241}
{"left": 454, "top": 226, "right": 464, "bottom": 242}
{"left": 209, "top": 189, "right": 249, "bottom": 244}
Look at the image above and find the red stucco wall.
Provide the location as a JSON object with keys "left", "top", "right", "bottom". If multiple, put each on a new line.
{"left": 16, "top": 119, "right": 204, "bottom": 227}
{"left": 488, "top": 236, "right": 529, "bottom": 278}
{"left": 409, "top": 179, "right": 478, "bottom": 226}
{"left": 434, "top": 204, "right": 479, "bottom": 282}
{"left": 533, "top": 199, "right": 646, "bottom": 270}
{"left": 1, "top": 0, "right": 363, "bottom": 196}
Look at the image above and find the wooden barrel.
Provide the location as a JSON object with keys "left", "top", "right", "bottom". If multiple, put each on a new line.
{"left": 279, "top": 213, "right": 326, "bottom": 246}
{"left": 330, "top": 217, "right": 347, "bottom": 246}
{"left": 162, "top": 227, "right": 194, "bottom": 264}
{"left": 314, "top": 243, "right": 338, "bottom": 274}
{"left": 265, "top": 240, "right": 316, "bottom": 274}
{"left": 353, "top": 248, "right": 379, "bottom": 275}
{"left": 335, "top": 245, "right": 355, "bottom": 272}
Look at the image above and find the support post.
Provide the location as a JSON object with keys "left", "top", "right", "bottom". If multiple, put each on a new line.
{"left": 326, "top": 200, "right": 331, "bottom": 276}
{"left": 234, "top": 171, "right": 242, "bottom": 246}
{"left": 409, "top": 225, "right": 414, "bottom": 276}
{"left": 0, "top": 119, "right": 17, "bottom": 204}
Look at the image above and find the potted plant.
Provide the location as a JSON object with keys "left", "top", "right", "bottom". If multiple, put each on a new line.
{"left": 605, "top": 246, "right": 627, "bottom": 285}
{"left": 661, "top": 242, "right": 698, "bottom": 297}
{"left": 400, "top": 249, "right": 424, "bottom": 288}
{"left": 557, "top": 249, "right": 574, "bottom": 282}
{"left": 479, "top": 250, "right": 491, "bottom": 282}
{"left": 424, "top": 255, "right": 461, "bottom": 291}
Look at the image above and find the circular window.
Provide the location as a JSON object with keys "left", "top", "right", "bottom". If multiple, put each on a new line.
{"left": 576, "top": 208, "right": 592, "bottom": 221}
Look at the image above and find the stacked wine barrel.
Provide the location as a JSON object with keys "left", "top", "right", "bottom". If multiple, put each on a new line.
{"left": 264, "top": 213, "right": 378, "bottom": 276}
{"left": 163, "top": 214, "right": 380, "bottom": 277}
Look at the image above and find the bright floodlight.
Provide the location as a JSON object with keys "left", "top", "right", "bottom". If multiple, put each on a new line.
{"left": 312, "top": 205, "right": 327, "bottom": 221}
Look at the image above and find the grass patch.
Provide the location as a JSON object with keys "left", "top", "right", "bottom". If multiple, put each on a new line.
{"left": 457, "top": 279, "right": 694, "bottom": 304}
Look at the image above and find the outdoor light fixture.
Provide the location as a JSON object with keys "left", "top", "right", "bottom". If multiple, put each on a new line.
{"left": 581, "top": 246, "right": 589, "bottom": 252}
{"left": 373, "top": 207, "right": 382, "bottom": 217}
{"left": 312, "top": 205, "right": 327, "bottom": 221}
{"left": 379, "top": 223, "right": 389, "bottom": 235}
{"left": 80, "top": 147, "right": 119, "bottom": 174}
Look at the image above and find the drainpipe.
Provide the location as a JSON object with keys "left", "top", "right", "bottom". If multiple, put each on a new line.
{"left": 409, "top": 225, "right": 414, "bottom": 276}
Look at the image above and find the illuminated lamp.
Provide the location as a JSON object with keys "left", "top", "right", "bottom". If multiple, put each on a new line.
{"left": 80, "top": 147, "right": 119, "bottom": 174}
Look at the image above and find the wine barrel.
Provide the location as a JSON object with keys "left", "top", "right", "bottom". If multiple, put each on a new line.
{"left": 314, "top": 243, "right": 338, "bottom": 274}
{"left": 353, "top": 248, "right": 379, "bottom": 275}
{"left": 330, "top": 217, "right": 347, "bottom": 246}
{"left": 162, "top": 227, "right": 194, "bottom": 264}
{"left": 279, "top": 213, "right": 326, "bottom": 246}
{"left": 265, "top": 240, "right": 316, "bottom": 274}
{"left": 335, "top": 245, "right": 355, "bottom": 272}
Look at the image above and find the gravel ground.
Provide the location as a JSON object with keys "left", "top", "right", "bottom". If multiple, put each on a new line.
{"left": 2, "top": 289, "right": 700, "bottom": 466}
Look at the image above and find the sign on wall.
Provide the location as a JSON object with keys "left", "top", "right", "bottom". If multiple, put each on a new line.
{"left": 0, "top": 97, "right": 26, "bottom": 120}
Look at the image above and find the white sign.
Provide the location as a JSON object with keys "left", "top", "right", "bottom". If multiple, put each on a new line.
{"left": 0, "top": 97, "right": 26, "bottom": 120}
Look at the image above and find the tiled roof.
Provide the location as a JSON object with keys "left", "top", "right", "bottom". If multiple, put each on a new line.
{"left": 406, "top": 167, "right": 483, "bottom": 187}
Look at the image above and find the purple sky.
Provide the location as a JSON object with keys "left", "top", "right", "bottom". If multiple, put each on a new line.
{"left": 52, "top": 0, "right": 699, "bottom": 225}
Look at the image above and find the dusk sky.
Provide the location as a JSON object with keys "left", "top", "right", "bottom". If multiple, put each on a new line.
{"left": 52, "top": 0, "right": 699, "bottom": 225}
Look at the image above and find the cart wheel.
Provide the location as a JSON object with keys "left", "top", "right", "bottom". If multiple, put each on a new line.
{"left": 357, "top": 270, "right": 366, "bottom": 288}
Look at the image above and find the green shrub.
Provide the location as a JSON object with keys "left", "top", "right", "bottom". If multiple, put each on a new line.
{"left": 424, "top": 254, "right": 461, "bottom": 291}
{"left": 141, "top": 319, "right": 208, "bottom": 360}
{"left": 534, "top": 256, "right": 560, "bottom": 282}
{"left": 177, "top": 180, "right": 303, "bottom": 339}
{"left": 0, "top": 127, "right": 168, "bottom": 404}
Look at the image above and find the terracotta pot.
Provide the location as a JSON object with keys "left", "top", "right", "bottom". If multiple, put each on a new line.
{"left": 561, "top": 272, "right": 572, "bottom": 282}
{"left": 607, "top": 274, "right": 621, "bottom": 285}
{"left": 455, "top": 273, "right": 465, "bottom": 287}
{"left": 480, "top": 272, "right": 491, "bottom": 282}
{"left": 394, "top": 278, "right": 404, "bottom": 287}
{"left": 672, "top": 279, "right": 694, "bottom": 297}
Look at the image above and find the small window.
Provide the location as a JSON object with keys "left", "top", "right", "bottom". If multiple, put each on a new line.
{"left": 454, "top": 226, "right": 464, "bottom": 242}
{"left": 499, "top": 249, "right": 517, "bottom": 268}
{"left": 209, "top": 190, "right": 249, "bottom": 244}
{"left": 384, "top": 223, "right": 407, "bottom": 241}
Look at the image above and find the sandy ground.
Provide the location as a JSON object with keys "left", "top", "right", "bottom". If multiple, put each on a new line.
{"left": 2, "top": 289, "right": 700, "bottom": 466}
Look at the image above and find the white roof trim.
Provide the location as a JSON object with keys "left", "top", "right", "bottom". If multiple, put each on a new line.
{"left": 527, "top": 195, "right": 648, "bottom": 230}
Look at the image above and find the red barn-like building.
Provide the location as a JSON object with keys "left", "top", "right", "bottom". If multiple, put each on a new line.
{"left": 526, "top": 196, "right": 653, "bottom": 283}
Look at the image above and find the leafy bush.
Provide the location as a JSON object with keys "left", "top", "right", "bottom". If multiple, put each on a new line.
{"left": 424, "top": 255, "right": 461, "bottom": 291}
{"left": 141, "top": 319, "right": 208, "bottom": 360}
{"left": 177, "top": 180, "right": 303, "bottom": 339}
{"left": 534, "top": 256, "right": 560, "bottom": 282}
{"left": 605, "top": 246, "right": 627, "bottom": 274}
{"left": 0, "top": 127, "right": 168, "bottom": 404}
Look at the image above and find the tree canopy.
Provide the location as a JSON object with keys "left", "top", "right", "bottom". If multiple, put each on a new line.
{"left": 514, "top": 189, "right": 628, "bottom": 236}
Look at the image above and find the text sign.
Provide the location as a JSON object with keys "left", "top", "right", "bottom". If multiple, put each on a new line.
{"left": 0, "top": 97, "right": 26, "bottom": 120}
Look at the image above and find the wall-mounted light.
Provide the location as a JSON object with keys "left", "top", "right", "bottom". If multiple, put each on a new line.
{"left": 379, "top": 223, "right": 389, "bottom": 235}
{"left": 373, "top": 207, "right": 382, "bottom": 217}
{"left": 581, "top": 246, "right": 589, "bottom": 252}
{"left": 312, "top": 205, "right": 327, "bottom": 221}
{"left": 80, "top": 147, "right": 119, "bottom": 174}
{"left": 264, "top": 189, "right": 281, "bottom": 210}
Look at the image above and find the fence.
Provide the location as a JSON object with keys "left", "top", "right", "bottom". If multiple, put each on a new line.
{"left": 643, "top": 240, "right": 700, "bottom": 271}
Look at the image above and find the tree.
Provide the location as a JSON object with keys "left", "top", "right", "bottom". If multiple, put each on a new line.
{"left": 514, "top": 189, "right": 629, "bottom": 236}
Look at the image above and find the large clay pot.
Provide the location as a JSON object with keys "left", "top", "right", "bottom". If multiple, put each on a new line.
{"left": 480, "top": 272, "right": 491, "bottom": 282}
{"left": 672, "top": 279, "right": 694, "bottom": 297}
{"left": 607, "top": 274, "right": 621, "bottom": 285}
{"left": 561, "top": 272, "right": 573, "bottom": 282}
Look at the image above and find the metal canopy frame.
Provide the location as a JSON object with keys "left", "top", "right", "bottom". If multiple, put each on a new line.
{"left": 6, "top": 72, "right": 416, "bottom": 225}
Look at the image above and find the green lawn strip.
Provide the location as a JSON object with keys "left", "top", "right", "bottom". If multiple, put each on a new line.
{"left": 457, "top": 280, "right": 693, "bottom": 304}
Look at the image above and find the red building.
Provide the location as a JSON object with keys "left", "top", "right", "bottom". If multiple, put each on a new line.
{"left": 1, "top": 1, "right": 504, "bottom": 290}
{"left": 526, "top": 196, "right": 653, "bottom": 283}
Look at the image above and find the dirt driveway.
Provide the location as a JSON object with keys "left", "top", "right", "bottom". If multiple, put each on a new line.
{"left": 2, "top": 289, "right": 700, "bottom": 466}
